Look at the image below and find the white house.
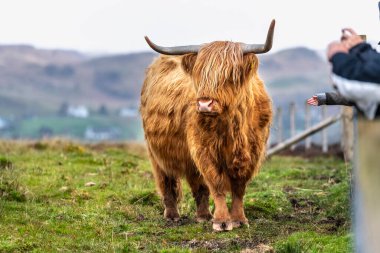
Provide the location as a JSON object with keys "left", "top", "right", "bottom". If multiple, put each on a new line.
{"left": 119, "top": 108, "right": 138, "bottom": 117}
{"left": 84, "top": 127, "right": 119, "bottom": 141}
{"left": 67, "top": 105, "right": 89, "bottom": 118}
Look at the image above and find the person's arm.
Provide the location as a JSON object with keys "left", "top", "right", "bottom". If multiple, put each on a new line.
{"left": 307, "top": 92, "right": 355, "bottom": 106}
{"left": 325, "top": 92, "right": 355, "bottom": 106}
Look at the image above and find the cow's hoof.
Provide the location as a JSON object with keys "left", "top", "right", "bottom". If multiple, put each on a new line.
{"left": 212, "top": 221, "right": 233, "bottom": 232}
{"left": 232, "top": 220, "right": 249, "bottom": 228}
{"left": 196, "top": 213, "right": 213, "bottom": 223}
{"left": 166, "top": 217, "right": 180, "bottom": 222}
{"left": 164, "top": 209, "right": 180, "bottom": 222}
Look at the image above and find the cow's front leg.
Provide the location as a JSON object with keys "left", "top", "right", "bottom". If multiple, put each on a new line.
{"left": 201, "top": 170, "right": 232, "bottom": 231}
{"left": 212, "top": 193, "right": 232, "bottom": 231}
{"left": 188, "top": 134, "right": 232, "bottom": 231}
{"left": 230, "top": 179, "right": 248, "bottom": 228}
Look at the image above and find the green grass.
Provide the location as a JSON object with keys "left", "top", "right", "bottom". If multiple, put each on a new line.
{"left": 0, "top": 141, "right": 353, "bottom": 252}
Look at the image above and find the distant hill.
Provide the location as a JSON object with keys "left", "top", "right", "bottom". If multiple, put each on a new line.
{"left": 260, "top": 47, "right": 332, "bottom": 107}
{"left": 84, "top": 52, "right": 155, "bottom": 101}
{"left": 0, "top": 45, "right": 334, "bottom": 117}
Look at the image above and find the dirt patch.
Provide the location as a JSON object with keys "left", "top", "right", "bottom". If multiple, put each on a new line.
{"left": 164, "top": 216, "right": 194, "bottom": 227}
{"left": 175, "top": 238, "right": 270, "bottom": 252}
{"left": 282, "top": 186, "right": 296, "bottom": 193}
{"left": 288, "top": 197, "right": 316, "bottom": 210}
{"left": 241, "top": 244, "right": 274, "bottom": 253}
{"left": 128, "top": 191, "right": 160, "bottom": 206}
{"left": 273, "top": 143, "right": 344, "bottom": 159}
{"left": 318, "top": 216, "right": 346, "bottom": 232}
{"left": 285, "top": 194, "right": 348, "bottom": 233}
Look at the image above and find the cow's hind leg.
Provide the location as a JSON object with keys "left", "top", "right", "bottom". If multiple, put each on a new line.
{"left": 186, "top": 169, "right": 212, "bottom": 222}
{"left": 230, "top": 178, "right": 249, "bottom": 228}
{"left": 151, "top": 159, "right": 182, "bottom": 221}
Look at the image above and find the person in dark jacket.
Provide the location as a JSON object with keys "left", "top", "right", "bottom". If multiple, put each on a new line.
{"left": 307, "top": 28, "right": 380, "bottom": 119}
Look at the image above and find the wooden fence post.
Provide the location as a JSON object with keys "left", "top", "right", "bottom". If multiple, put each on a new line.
{"left": 305, "top": 102, "right": 311, "bottom": 150}
{"left": 348, "top": 34, "right": 380, "bottom": 253}
{"left": 290, "top": 102, "right": 296, "bottom": 151}
{"left": 355, "top": 117, "right": 380, "bottom": 253}
{"left": 276, "top": 107, "right": 283, "bottom": 144}
{"left": 341, "top": 107, "right": 354, "bottom": 162}
{"left": 322, "top": 105, "right": 328, "bottom": 153}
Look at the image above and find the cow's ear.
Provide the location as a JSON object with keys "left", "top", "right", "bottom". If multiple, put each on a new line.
{"left": 181, "top": 53, "right": 197, "bottom": 75}
{"left": 243, "top": 54, "right": 259, "bottom": 77}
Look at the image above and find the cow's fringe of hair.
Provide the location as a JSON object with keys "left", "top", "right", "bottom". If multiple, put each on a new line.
{"left": 193, "top": 41, "right": 244, "bottom": 91}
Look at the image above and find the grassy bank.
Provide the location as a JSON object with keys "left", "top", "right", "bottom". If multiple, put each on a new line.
{"left": 0, "top": 141, "right": 352, "bottom": 252}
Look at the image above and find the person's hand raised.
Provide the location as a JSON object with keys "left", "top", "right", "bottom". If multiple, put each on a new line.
{"left": 327, "top": 41, "right": 349, "bottom": 61}
{"left": 341, "top": 28, "right": 364, "bottom": 49}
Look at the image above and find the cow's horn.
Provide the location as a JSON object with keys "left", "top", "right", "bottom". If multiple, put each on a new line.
{"left": 144, "top": 19, "right": 275, "bottom": 55}
{"left": 144, "top": 36, "right": 201, "bottom": 55}
{"left": 241, "top": 19, "right": 275, "bottom": 54}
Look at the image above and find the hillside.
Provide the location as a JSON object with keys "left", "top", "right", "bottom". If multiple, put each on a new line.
{"left": 260, "top": 47, "right": 331, "bottom": 107}
{"left": 0, "top": 45, "right": 155, "bottom": 116}
{"left": 0, "top": 45, "right": 332, "bottom": 117}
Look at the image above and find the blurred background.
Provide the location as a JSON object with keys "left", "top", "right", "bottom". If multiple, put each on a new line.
{"left": 0, "top": 0, "right": 378, "bottom": 144}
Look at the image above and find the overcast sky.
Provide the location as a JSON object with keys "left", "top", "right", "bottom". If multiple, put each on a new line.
{"left": 0, "top": 0, "right": 378, "bottom": 54}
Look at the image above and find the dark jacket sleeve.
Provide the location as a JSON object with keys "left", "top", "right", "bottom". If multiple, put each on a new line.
{"left": 325, "top": 92, "right": 355, "bottom": 106}
{"left": 316, "top": 92, "right": 355, "bottom": 106}
{"left": 330, "top": 43, "right": 380, "bottom": 83}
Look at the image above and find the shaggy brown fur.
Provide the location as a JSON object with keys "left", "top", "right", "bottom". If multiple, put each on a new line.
{"left": 140, "top": 41, "right": 272, "bottom": 231}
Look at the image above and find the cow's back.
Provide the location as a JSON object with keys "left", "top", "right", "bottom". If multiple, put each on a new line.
{"left": 140, "top": 55, "right": 195, "bottom": 176}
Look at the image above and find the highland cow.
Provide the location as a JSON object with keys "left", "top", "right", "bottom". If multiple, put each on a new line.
{"left": 140, "top": 20, "right": 275, "bottom": 231}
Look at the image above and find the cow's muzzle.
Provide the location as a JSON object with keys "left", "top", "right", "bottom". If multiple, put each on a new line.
{"left": 197, "top": 98, "right": 220, "bottom": 115}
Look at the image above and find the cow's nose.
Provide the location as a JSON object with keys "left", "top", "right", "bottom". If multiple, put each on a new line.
{"left": 197, "top": 99, "right": 213, "bottom": 112}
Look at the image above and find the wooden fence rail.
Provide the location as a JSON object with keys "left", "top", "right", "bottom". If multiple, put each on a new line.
{"left": 267, "top": 113, "right": 341, "bottom": 157}
{"left": 269, "top": 102, "right": 354, "bottom": 158}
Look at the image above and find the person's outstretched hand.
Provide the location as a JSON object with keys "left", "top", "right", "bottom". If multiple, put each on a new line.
{"left": 307, "top": 95, "right": 319, "bottom": 106}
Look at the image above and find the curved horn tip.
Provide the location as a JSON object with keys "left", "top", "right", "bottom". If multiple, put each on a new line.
{"left": 262, "top": 19, "right": 276, "bottom": 53}
{"left": 270, "top": 19, "right": 276, "bottom": 27}
{"left": 267, "top": 19, "right": 276, "bottom": 37}
{"left": 241, "top": 19, "right": 276, "bottom": 55}
{"left": 144, "top": 36, "right": 159, "bottom": 52}
{"left": 144, "top": 36, "right": 153, "bottom": 46}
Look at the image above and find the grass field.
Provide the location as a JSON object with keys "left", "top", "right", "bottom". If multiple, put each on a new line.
{"left": 0, "top": 141, "right": 352, "bottom": 252}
